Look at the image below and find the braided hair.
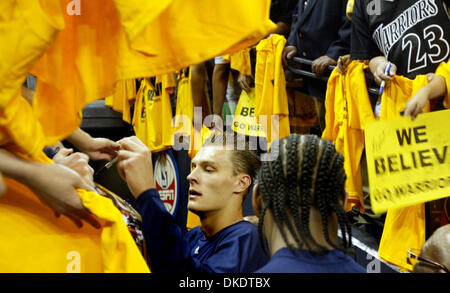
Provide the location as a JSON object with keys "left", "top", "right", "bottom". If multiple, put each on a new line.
{"left": 256, "top": 134, "right": 352, "bottom": 254}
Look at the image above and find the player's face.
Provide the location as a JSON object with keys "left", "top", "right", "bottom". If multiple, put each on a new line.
{"left": 187, "top": 145, "right": 238, "bottom": 214}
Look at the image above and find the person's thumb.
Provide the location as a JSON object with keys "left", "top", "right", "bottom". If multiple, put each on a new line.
{"left": 58, "top": 148, "right": 74, "bottom": 157}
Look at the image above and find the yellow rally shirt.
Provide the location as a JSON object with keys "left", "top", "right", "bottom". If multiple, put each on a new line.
{"left": 254, "top": 34, "right": 290, "bottom": 145}
{"left": 229, "top": 48, "right": 253, "bottom": 77}
{"left": 377, "top": 74, "right": 432, "bottom": 272}
{"left": 115, "top": 0, "right": 276, "bottom": 77}
{"left": 322, "top": 61, "right": 376, "bottom": 213}
{"left": 0, "top": 151, "right": 150, "bottom": 273}
{"left": 0, "top": 0, "right": 64, "bottom": 157}
{"left": 29, "top": 0, "right": 275, "bottom": 146}
{"left": 105, "top": 79, "right": 137, "bottom": 124}
{"left": 133, "top": 75, "right": 176, "bottom": 153}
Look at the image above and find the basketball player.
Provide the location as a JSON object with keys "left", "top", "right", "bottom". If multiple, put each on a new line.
{"left": 116, "top": 134, "right": 269, "bottom": 273}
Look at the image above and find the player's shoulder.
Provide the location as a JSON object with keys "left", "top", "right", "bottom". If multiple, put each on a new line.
{"left": 219, "top": 220, "right": 259, "bottom": 240}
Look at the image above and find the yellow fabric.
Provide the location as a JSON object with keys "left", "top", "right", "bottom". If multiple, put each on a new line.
{"left": 230, "top": 48, "right": 253, "bottom": 76}
{"left": 379, "top": 75, "right": 430, "bottom": 118}
{"left": 185, "top": 124, "right": 218, "bottom": 229}
{"left": 0, "top": 0, "right": 63, "bottom": 110}
{"left": 0, "top": 0, "right": 63, "bottom": 156}
{"left": 172, "top": 67, "right": 215, "bottom": 158}
{"left": 172, "top": 66, "right": 213, "bottom": 229}
{"left": 221, "top": 54, "right": 231, "bottom": 62}
{"left": 28, "top": 0, "right": 274, "bottom": 146}
{"left": 188, "top": 126, "right": 215, "bottom": 159}
{"left": 104, "top": 97, "right": 113, "bottom": 107}
{"left": 0, "top": 151, "right": 150, "bottom": 273}
{"left": 435, "top": 61, "right": 450, "bottom": 109}
{"left": 0, "top": 93, "right": 46, "bottom": 158}
{"left": 255, "top": 34, "right": 290, "bottom": 145}
{"left": 173, "top": 68, "right": 194, "bottom": 138}
{"left": 105, "top": 79, "right": 137, "bottom": 124}
{"left": 378, "top": 74, "right": 430, "bottom": 272}
{"left": 186, "top": 211, "right": 200, "bottom": 231}
{"left": 133, "top": 75, "right": 176, "bottom": 152}
{"left": 116, "top": 0, "right": 276, "bottom": 77}
{"left": 113, "top": 0, "right": 173, "bottom": 52}
{"left": 346, "top": 0, "right": 354, "bottom": 20}
{"left": 378, "top": 204, "right": 426, "bottom": 272}
{"left": 322, "top": 61, "right": 376, "bottom": 213}
{"left": 31, "top": 0, "right": 122, "bottom": 145}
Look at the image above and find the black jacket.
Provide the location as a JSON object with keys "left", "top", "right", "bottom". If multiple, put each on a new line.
{"left": 287, "top": 0, "right": 351, "bottom": 100}
{"left": 287, "top": 0, "right": 351, "bottom": 61}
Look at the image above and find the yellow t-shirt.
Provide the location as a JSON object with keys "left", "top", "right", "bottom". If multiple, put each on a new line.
{"left": 254, "top": 34, "right": 290, "bottom": 145}
{"left": 173, "top": 68, "right": 211, "bottom": 228}
{"left": 378, "top": 74, "right": 431, "bottom": 272}
{"left": 31, "top": 0, "right": 122, "bottom": 146}
{"left": 0, "top": 151, "right": 150, "bottom": 273}
{"left": 113, "top": 0, "right": 173, "bottom": 50}
{"left": 0, "top": 0, "right": 63, "bottom": 110}
{"left": 133, "top": 75, "right": 176, "bottom": 152}
{"left": 29, "top": 0, "right": 275, "bottom": 146}
{"left": 105, "top": 79, "right": 137, "bottom": 124}
{"left": 379, "top": 75, "right": 430, "bottom": 118}
{"left": 186, "top": 210, "right": 200, "bottom": 231}
{"left": 0, "top": 0, "right": 63, "bottom": 156}
{"left": 322, "top": 61, "right": 376, "bottom": 213}
{"left": 229, "top": 48, "right": 253, "bottom": 76}
{"left": 173, "top": 68, "right": 194, "bottom": 138}
{"left": 172, "top": 67, "right": 214, "bottom": 158}
{"left": 0, "top": 93, "right": 47, "bottom": 158}
{"left": 188, "top": 126, "right": 215, "bottom": 160}
{"left": 115, "top": 0, "right": 276, "bottom": 77}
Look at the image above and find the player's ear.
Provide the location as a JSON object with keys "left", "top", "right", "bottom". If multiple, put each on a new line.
{"left": 234, "top": 174, "right": 252, "bottom": 194}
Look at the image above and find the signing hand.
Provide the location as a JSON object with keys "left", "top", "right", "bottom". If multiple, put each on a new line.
{"left": 117, "top": 136, "right": 156, "bottom": 198}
